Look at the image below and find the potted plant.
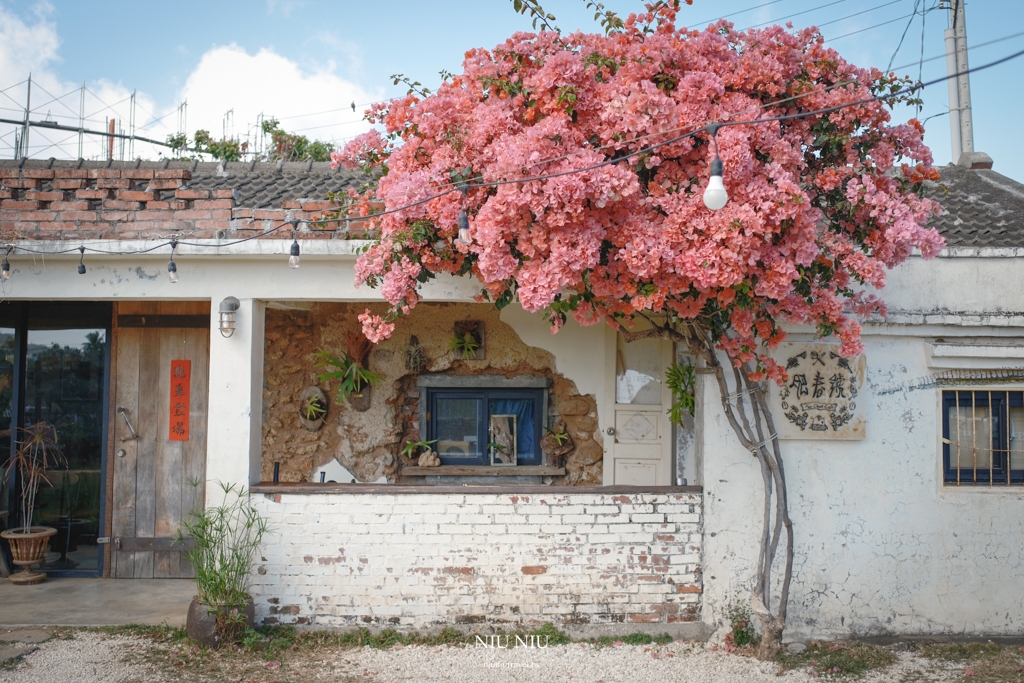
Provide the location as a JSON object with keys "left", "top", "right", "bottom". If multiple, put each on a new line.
{"left": 449, "top": 321, "right": 484, "bottom": 361}
{"left": 298, "top": 387, "right": 329, "bottom": 432}
{"left": 540, "top": 420, "right": 575, "bottom": 469}
{"left": 178, "top": 481, "right": 270, "bottom": 648}
{"left": 315, "top": 331, "right": 382, "bottom": 412}
{"left": 1, "top": 422, "right": 65, "bottom": 585}
{"left": 400, "top": 439, "right": 437, "bottom": 466}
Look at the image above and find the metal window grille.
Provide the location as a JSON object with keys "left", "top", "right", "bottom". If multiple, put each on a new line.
{"left": 942, "top": 390, "right": 1024, "bottom": 486}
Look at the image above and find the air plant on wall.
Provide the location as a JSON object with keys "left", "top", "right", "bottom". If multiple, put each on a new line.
{"left": 314, "top": 331, "right": 382, "bottom": 404}
{"left": 405, "top": 335, "right": 427, "bottom": 373}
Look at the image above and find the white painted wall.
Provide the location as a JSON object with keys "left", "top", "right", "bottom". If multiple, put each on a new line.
{"left": 702, "top": 321, "right": 1024, "bottom": 638}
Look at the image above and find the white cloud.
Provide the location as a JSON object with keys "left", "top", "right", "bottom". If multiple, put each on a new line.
{"left": 0, "top": 5, "right": 378, "bottom": 162}
{"left": 177, "top": 44, "right": 380, "bottom": 155}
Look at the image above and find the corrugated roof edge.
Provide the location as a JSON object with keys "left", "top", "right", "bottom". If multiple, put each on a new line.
{"left": 0, "top": 158, "right": 348, "bottom": 175}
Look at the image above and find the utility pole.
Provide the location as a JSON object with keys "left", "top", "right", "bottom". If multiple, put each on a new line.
{"left": 942, "top": 0, "right": 974, "bottom": 163}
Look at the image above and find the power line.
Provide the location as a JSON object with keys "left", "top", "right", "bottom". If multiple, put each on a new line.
{"left": 743, "top": 0, "right": 853, "bottom": 30}
{"left": 827, "top": 13, "right": 916, "bottom": 42}
{"left": 691, "top": 0, "right": 788, "bottom": 27}
{"left": 816, "top": 0, "right": 905, "bottom": 29}
{"left": 7, "top": 43, "right": 1023, "bottom": 263}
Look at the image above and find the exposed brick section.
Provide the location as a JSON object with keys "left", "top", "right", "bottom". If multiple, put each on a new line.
{"left": 96, "top": 178, "right": 134, "bottom": 189}
{"left": 3, "top": 179, "right": 40, "bottom": 190}
{"left": 2, "top": 200, "right": 42, "bottom": 210}
{"left": 102, "top": 199, "right": 142, "bottom": 211}
{"left": 175, "top": 188, "right": 211, "bottom": 200}
{"left": 250, "top": 491, "right": 703, "bottom": 629}
{"left": 76, "top": 189, "right": 113, "bottom": 200}
{"left": 116, "top": 190, "right": 156, "bottom": 202}
{"left": 0, "top": 164, "right": 375, "bottom": 241}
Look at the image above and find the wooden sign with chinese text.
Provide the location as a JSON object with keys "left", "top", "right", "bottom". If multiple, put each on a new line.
{"left": 169, "top": 360, "right": 191, "bottom": 441}
{"left": 770, "top": 343, "right": 866, "bottom": 440}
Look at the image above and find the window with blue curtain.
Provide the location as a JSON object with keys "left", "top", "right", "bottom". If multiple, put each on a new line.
{"left": 427, "top": 388, "right": 544, "bottom": 466}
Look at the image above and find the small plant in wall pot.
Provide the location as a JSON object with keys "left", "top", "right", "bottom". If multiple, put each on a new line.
{"left": 297, "top": 387, "right": 329, "bottom": 432}
{"left": 315, "top": 331, "right": 381, "bottom": 411}
{"left": 449, "top": 320, "right": 484, "bottom": 361}
{"left": 400, "top": 439, "right": 437, "bottom": 466}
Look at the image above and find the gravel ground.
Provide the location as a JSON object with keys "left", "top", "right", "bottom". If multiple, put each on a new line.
{"left": 0, "top": 631, "right": 987, "bottom": 683}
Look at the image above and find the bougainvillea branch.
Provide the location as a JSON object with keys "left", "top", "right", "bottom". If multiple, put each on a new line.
{"left": 334, "top": 1, "right": 943, "bottom": 657}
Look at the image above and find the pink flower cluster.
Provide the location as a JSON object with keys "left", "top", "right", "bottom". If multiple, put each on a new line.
{"left": 347, "top": 6, "right": 943, "bottom": 375}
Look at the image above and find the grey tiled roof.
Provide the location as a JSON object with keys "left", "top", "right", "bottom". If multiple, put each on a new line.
{"left": 0, "top": 158, "right": 366, "bottom": 208}
{"left": 926, "top": 165, "right": 1024, "bottom": 248}
{"left": 186, "top": 161, "right": 367, "bottom": 208}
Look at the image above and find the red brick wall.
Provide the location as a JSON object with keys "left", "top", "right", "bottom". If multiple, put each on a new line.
{"left": 0, "top": 167, "right": 367, "bottom": 240}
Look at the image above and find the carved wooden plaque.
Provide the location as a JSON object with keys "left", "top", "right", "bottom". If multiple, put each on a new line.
{"left": 770, "top": 343, "right": 866, "bottom": 440}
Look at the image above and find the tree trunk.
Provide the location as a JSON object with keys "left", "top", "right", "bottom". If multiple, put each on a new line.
{"left": 627, "top": 320, "right": 794, "bottom": 660}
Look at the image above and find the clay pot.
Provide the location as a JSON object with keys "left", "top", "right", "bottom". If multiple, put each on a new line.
{"left": 1, "top": 526, "right": 57, "bottom": 585}
{"left": 185, "top": 595, "right": 256, "bottom": 648}
{"left": 347, "top": 386, "right": 372, "bottom": 412}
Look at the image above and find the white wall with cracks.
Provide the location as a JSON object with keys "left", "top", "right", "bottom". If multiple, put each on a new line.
{"left": 701, "top": 253, "right": 1024, "bottom": 640}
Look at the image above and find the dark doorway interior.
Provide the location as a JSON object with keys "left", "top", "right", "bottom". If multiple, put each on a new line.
{"left": 1, "top": 302, "right": 111, "bottom": 577}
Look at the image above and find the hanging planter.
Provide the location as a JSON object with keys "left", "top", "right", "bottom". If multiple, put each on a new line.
{"left": 315, "top": 331, "right": 381, "bottom": 413}
{"left": 298, "top": 386, "right": 329, "bottom": 432}
{"left": 540, "top": 419, "right": 575, "bottom": 469}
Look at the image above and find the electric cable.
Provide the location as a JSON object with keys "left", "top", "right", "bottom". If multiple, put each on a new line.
{"left": 4, "top": 45, "right": 1023, "bottom": 260}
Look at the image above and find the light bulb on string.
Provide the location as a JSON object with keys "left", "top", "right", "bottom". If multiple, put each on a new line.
{"left": 3, "top": 246, "right": 13, "bottom": 281}
{"left": 457, "top": 210, "right": 472, "bottom": 245}
{"left": 702, "top": 125, "right": 729, "bottom": 211}
{"left": 168, "top": 240, "right": 179, "bottom": 284}
{"left": 289, "top": 239, "right": 301, "bottom": 269}
{"left": 77, "top": 246, "right": 87, "bottom": 275}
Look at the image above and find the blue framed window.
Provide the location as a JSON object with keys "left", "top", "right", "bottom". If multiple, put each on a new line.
{"left": 942, "top": 389, "right": 1024, "bottom": 485}
{"left": 426, "top": 388, "right": 544, "bottom": 466}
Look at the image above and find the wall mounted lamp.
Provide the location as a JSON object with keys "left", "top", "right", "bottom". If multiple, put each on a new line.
{"left": 219, "top": 296, "right": 240, "bottom": 338}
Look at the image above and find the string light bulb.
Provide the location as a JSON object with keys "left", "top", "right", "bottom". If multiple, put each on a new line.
{"left": 289, "top": 239, "right": 301, "bottom": 269}
{"left": 457, "top": 210, "right": 471, "bottom": 245}
{"left": 77, "top": 246, "right": 87, "bottom": 275}
{"left": 3, "top": 246, "right": 12, "bottom": 281}
{"left": 167, "top": 240, "right": 179, "bottom": 283}
{"left": 702, "top": 125, "right": 729, "bottom": 211}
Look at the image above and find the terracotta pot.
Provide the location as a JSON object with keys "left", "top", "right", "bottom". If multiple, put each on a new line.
{"left": 1, "top": 526, "right": 57, "bottom": 585}
{"left": 186, "top": 595, "right": 256, "bottom": 648}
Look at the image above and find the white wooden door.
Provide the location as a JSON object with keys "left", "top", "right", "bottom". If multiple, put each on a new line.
{"left": 604, "top": 325, "right": 673, "bottom": 485}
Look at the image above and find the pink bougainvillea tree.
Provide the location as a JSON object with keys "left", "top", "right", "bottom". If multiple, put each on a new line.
{"left": 331, "top": 0, "right": 943, "bottom": 657}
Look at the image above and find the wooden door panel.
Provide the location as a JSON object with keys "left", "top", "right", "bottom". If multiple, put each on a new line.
{"left": 110, "top": 302, "right": 209, "bottom": 578}
{"left": 112, "top": 327, "right": 140, "bottom": 578}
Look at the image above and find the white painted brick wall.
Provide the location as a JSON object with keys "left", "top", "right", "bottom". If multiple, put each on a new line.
{"left": 250, "top": 491, "right": 703, "bottom": 629}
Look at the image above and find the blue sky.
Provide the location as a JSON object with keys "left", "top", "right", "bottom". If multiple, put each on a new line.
{"left": 2, "top": 0, "right": 1022, "bottom": 180}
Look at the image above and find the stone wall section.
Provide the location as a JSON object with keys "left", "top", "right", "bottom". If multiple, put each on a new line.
{"left": 261, "top": 302, "right": 604, "bottom": 485}
{"left": 250, "top": 491, "right": 703, "bottom": 628}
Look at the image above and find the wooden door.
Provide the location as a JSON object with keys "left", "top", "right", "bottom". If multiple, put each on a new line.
{"left": 110, "top": 302, "right": 210, "bottom": 578}
{"left": 604, "top": 324, "right": 673, "bottom": 486}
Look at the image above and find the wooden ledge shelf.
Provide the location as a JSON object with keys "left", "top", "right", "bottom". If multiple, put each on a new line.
{"left": 400, "top": 466, "right": 565, "bottom": 477}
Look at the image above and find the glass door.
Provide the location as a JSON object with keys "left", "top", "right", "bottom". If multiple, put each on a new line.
{"left": 0, "top": 302, "right": 111, "bottom": 576}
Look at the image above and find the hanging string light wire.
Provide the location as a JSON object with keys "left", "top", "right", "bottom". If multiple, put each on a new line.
{"left": 0, "top": 46, "right": 1020, "bottom": 266}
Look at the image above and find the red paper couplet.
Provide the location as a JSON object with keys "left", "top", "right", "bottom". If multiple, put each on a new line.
{"left": 169, "top": 359, "right": 191, "bottom": 441}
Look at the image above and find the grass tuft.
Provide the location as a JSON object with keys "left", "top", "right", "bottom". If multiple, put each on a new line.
{"left": 778, "top": 641, "right": 897, "bottom": 678}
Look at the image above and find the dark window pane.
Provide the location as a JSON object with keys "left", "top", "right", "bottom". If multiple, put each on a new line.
{"left": 435, "top": 397, "right": 482, "bottom": 459}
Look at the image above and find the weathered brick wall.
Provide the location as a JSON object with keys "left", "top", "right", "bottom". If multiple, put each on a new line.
{"left": 0, "top": 166, "right": 364, "bottom": 239}
{"left": 250, "top": 490, "right": 703, "bottom": 629}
